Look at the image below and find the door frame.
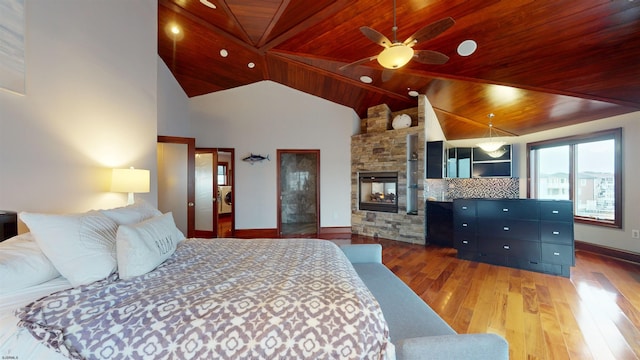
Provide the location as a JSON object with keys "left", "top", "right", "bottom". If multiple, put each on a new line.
{"left": 194, "top": 148, "right": 235, "bottom": 238}
{"left": 277, "top": 149, "right": 320, "bottom": 237}
{"left": 157, "top": 136, "right": 196, "bottom": 237}
{"left": 217, "top": 148, "right": 235, "bottom": 238}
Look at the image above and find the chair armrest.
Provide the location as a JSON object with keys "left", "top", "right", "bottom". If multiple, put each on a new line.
{"left": 339, "top": 244, "right": 382, "bottom": 264}
{"left": 395, "top": 333, "right": 508, "bottom": 360}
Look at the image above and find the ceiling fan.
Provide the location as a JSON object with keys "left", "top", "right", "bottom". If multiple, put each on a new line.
{"left": 340, "top": 0, "right": 455, "bottom": 73}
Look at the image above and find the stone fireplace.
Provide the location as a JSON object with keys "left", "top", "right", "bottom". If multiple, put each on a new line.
{"left": 351, "top": 96, "right": 426, "bottom": 244}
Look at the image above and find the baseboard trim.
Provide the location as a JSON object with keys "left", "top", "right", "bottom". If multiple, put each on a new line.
{"left": 232, "top": 227, "right": 352, "bottom": 239}
{"left": 234, "top": 228, "right": 278, "bottom": 238}
{"left": 575, "top": 240, "right": 640, "bottom": 264}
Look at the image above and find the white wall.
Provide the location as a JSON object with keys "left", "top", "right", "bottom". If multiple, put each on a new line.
{"left": 449, "top": 111, "right": 640, "bottom": 253}
{"left": 0, "top": 0, "right": 158, "bottom": 225}
{"left": 157, "top": 58, "right": 190, "bottom": 137}
{"left": 189, "top": 81, "right": 360, "bottom": 230}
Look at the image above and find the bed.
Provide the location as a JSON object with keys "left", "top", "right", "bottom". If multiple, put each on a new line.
{"left": 0, "top": 202, "right": 391, "bottom": 359}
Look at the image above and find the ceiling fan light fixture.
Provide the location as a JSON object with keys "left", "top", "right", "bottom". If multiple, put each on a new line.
{"left": 377, "top": 44, "right": 414, "bottom": 69}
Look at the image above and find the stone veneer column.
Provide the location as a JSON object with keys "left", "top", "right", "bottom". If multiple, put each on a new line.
{"left": 351, "top": 98, "right": 426, "bottom": 244}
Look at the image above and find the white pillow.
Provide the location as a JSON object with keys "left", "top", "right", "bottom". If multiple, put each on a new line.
{"left": 99, "top": 200, "right": 162, "bottom": 225}
{"left": 0, "top": 233, "right": 60, "bottom": 294}
{"left": 116, "top": 212, "right": 185, "bottom": 280}
{"left": 19, "top": 211, "right": 119, "bottom": 287}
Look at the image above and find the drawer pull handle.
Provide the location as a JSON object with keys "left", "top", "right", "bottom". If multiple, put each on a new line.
{"left": 462, "top": 223, "right": 468, "bottom": 227}
{"left": 503, "top": 245, "right": 510, "bottom": 250}
{"left": 553, "top": 231, "right": 560, "bottom": 235}
{"left": 552, "top": 210, "right": 559, "bottom": 214}
{"left": 462, "top": 240, "right": 468, "bottom": 244}
{"left": 502, "top": 208, "right": 509, "bottom": 212}
{"left": 553, "top": 252, "right": 560, "bottom": 256}
{"left": 503, "top": 227, "right": 510, "bottom": 231}
{"left": 462, "top": 206, "right": 468, "bottom": 210}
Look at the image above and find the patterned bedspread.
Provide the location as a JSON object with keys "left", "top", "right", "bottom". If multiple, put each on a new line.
{"left": 17, "top": 239, "right": 390, "bottom": 359}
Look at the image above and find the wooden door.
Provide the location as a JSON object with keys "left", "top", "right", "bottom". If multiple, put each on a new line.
{"left": 194, "top": 149, "right": 218, "bottom": 238}
{"left": 157, "top": 136, "right": 195, "bottom": 237}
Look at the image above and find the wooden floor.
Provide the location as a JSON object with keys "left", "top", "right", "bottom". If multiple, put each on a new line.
{"left": 347, "top": 235, "right": 640, "bottom": 360}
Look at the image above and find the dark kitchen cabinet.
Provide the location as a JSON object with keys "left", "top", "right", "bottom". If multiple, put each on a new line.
{"left": 446, "top": 147, "right": 471, "bottom": 178}
{"left": 453, "top": 199, "right": 574, "bottom": 277}
{"left": 426, "top": 141, "right": 445, "bottom": 179}
{"left": 425, "top": 201, "right": 453, "bottom": 247}
{"left": 472, "top": 146, "right": 512, "bottom": 177}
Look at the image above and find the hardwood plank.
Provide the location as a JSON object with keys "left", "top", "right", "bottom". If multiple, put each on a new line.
{"left": 340, "top": 234, "right": 640, "bottom": 360}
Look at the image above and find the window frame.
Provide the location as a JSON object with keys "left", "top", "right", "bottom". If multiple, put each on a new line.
{"left": 217, "top": 162, "right": 228, "bottom": 186}
{"left": 526, "top": 128, "right": 622, "bottom": 228}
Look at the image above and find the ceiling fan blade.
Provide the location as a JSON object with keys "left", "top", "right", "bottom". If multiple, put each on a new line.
{"left": 403, "top": 17, "right": 455, "bottom": 47}
{"left": 339, "top": 55, "right": 377, "bottom": 71}
{"left": 381, "top": 69, "right": 395, "bottom": 82}
{"left": 360, "top": 26, "right": 392, "bottom": 48}
{"left": 414, "top": 50, "right": 450, "bottom": 65}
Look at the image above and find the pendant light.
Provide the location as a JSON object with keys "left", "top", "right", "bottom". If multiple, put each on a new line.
{"left": 477, "top": 114, "right": 507, "bottom": 157}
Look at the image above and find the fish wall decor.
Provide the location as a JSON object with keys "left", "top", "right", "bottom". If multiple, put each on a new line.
{"left": 242, "top": 153, "right": 270, "bottom": 165}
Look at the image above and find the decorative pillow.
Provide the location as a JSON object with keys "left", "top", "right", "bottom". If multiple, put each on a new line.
{"left": 0, "top": 233, "right": 61, "bottom": 294}
{"left": 99, "top": 200, "right": 162, "bottom": 225}
{"left": 116, "top": 212, "right": 185, "bottom": 280}
{"left": 19, "top": 211, "right": 119, "bottom": 287}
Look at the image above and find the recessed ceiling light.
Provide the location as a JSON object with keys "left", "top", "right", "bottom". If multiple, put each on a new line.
{"left": 408, "top": 90, "right": 419, "bottom": 97}
{"left": 164, "top": 23, "right": 184, "bottom": 40}
{"left": 457, "top": 40, "right": 478, "bottom": 56}
{"left": 220, "top": 49, "right": 228, "bottom": 57}
{"left": 200, "top": 0, "right": 217, "bottom": 9}
{"left": 248, "top": 62, "right": 255, "bottom": 69}
{"left": 359, "top": 76, "right": 373, "bottom": 84}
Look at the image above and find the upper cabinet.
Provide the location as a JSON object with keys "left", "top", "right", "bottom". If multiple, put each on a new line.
{"left": 447, "top": 147, "right": 472, "bottom": 178}
{"left": 472, "top": 145, "right": 512, "bottom": 177}
{"left": 426, "top": 141, "right": 445, "bottom": 179}
{"left": 427, "top": 142, "right": 514, "bottom": 178}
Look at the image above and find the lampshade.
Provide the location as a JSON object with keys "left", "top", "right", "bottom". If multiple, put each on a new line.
{"left": 111, "top": 167, "right": 150, "bottom": 204}
{"left": 377, "top": 44, "right": 414, "bottom": 69}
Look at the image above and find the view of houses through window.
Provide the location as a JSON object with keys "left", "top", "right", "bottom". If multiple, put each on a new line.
{"left": 528, "top": 128, "right": 621, "bottom": 227}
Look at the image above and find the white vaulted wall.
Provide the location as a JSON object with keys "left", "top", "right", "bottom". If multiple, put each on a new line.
{"left": 0, "top": 0, "right": 158, "bottom": 225}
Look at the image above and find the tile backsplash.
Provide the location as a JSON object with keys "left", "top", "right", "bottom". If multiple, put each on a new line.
{"left": 425, "top": 178, "right": 520, "bottom": 201}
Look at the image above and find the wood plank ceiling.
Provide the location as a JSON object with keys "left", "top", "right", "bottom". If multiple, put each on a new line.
{"left": 158, "top": 0, "right": 640, "bottom": 140}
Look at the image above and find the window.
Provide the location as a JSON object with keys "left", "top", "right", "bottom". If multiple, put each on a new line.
{"left": 528, "top": 128, "right": 622, "bottom": 228}
{"left": 217, "top": 162, "right": 228, "bottom": 186}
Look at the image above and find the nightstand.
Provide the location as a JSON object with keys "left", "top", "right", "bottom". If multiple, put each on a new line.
{"left": 0, "top": 211, "right": 18, "bottom": 241}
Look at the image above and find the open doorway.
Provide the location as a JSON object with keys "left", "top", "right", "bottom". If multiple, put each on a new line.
{"left": 194, "top": 148, "right": 234, "bottom": 238}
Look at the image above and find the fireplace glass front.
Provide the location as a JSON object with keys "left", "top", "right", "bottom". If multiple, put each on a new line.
{"left": 359, "top": 172, "right": 398, "bottom": 213}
